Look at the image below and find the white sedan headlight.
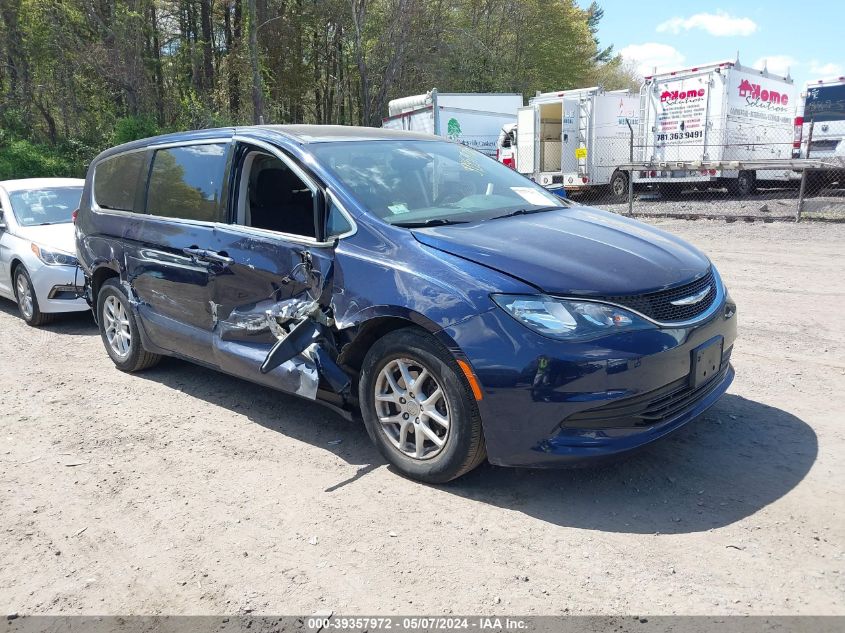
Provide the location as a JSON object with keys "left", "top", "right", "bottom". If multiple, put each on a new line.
{"left": 31, "top": 243, "right": 78, "bottom": 267}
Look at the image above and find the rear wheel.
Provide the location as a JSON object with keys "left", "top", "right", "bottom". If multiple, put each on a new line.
{"left": 97, "top": 279, "right": 161, "bottom": 372}
{"left": 609, "top": 170, "right": 629, "bottom": 202}
{"left": 14, "top": 267, "right": 54, "bottom": 326}
{"left": 729, "top": 170, "right": 757, "bottom": 196}
{"left": 359, "top": 327, "right": 486, "bottom": 483}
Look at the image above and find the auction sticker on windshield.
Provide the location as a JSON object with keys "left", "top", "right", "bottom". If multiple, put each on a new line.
{"left": 510, "top": 187, "right": 555, "bottom": 206}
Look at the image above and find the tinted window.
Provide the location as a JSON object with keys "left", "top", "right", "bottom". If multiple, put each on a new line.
{"left": 147, "top": 144, "right": 227, "bottom": 222}
{"left": 8, "top": 187, "right": 82, "bottom": 226}
{"left": 94, "top": 152, "right": 146, "bottom": 212}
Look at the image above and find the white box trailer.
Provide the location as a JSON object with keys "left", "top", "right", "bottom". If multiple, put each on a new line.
{"left": 514, "top": 87, "right": 638, "bottom": 198}
{"left": 382, "top": 89, "right": 523, "bottom": 158}
{"left": 636, "top": 60, "right": 799, "bottom": 194}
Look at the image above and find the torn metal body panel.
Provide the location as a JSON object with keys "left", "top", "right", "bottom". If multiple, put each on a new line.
{"left": 212, "top": 239, "right": 348, "bottom": 401}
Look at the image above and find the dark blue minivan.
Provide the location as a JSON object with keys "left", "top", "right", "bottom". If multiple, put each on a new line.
{"left": 76, "top": 125, "right": 736, "bottom": 482}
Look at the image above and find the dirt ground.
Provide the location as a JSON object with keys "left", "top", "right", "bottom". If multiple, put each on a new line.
{"left": 1, "top": 219, "right": 843, "bottom": 616}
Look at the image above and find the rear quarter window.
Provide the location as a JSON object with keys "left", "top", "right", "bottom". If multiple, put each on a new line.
{"left": 146, "top": 144, "right": 228, "bottom": 222}
{"left": 94, "top": 151, "right": 146, "bottom": 212}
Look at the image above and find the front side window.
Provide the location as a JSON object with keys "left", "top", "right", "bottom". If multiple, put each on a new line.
{"left": 94, "top": 151, "right": 146, "bottom": 212}
{"left": 8, "top": 187, "right": 83, "bottom": 226}
{"left": 147, "top": 143, "right": 228, "bottom": 222}
{"left": 308, "top": 140, "right": 566, "bottom": 227}
{"left": 238, "top": 151, "right": 316, "bottom": 238}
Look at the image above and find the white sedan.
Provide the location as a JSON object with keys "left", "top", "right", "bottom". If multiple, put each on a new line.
{"left": 0, "top": 178, "right": 89, "bottom": 325}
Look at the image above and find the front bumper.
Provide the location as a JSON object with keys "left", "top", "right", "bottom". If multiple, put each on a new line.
{"left": 439, "top": 298, "right": 737, "bottom": 467}
{"left": 28, "top": 260, "right": 88, "bottom": 314}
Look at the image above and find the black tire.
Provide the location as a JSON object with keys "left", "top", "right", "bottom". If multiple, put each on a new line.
{"left": 609, "top": 170, "right": 629, "bottom": 202}
{"left": 729, "top": 170, "right": 757, "bottom": 196}
{"left": 358, "top": 327, "right": 486, "bottom": 483}
{"left": 14, "top": 266, "right": 54, "bottom": 326}
{"left": 96, "top": 279, "right": 162, "bottom": 372}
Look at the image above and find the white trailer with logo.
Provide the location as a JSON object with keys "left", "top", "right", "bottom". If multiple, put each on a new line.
{"left": 513, "top": 87, "right": 639, "bottom": 199}
{"left": 635, "top": 59, "right": 799, "bottom": 195}
{"left": 381, "top": 90, "right": 523, "bottom": 158}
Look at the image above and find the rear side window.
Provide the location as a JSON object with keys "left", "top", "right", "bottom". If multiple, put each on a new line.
{"left": 146, "top": 143, "right": 227, "bottom": 222}
{"left": 94, "top": 151, "right": 146, "bottom": 212}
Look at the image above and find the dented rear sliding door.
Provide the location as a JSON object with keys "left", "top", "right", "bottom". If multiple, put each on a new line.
{"left": 128, "top": 141, "right": 232, "bottom": 365}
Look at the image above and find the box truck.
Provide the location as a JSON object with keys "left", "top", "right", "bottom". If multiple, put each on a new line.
{"left": 635, "top": 59, "right": 798, "bottom": 195}
{"left": 381, "top": 90, "right": 523, "bottom": 158}
{"left": 794, "top": 76, "right": 845, "bottom": 185}
{"left": 506, "top": 60, "right": 800, "bottom": 199}
{"left": 511, "top": 87, "right": 638, "bottom": 199}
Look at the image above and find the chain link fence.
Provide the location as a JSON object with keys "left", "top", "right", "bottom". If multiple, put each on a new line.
{"left": 556, "top": 128, "right": 845, "bottom": 221}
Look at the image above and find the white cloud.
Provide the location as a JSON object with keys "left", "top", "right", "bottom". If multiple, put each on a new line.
{"left": 657, "top": 11, "right": 758, "bottom": 37}
{"left": 808, "top": 61, "right": 844, "bottom": 78}
{"left": 753, "top": 55, "right": 798, "bottom": 77}
{"left": 620, "top": 43, "right": 685, "bottom": 77}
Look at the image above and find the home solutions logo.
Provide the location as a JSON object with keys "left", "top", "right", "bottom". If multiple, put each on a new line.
{"left": 738, "top": 79, "right": 789, "bottom": 110}
{"left": 660, "top": 88, "right": 706, "bottom": 104}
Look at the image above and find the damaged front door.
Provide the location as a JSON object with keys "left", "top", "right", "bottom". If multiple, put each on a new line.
{"left": 210, "top": 140, "right": 343, "bottom": 400}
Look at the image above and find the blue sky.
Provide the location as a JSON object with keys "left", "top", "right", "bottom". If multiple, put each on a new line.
{"left": 586, "top": 1, "right": 843, "bottom": 88}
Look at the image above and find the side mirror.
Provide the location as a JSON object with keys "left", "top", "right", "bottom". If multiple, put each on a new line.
{"left": 313, "top": 189, "right": 328, "bottom": 243}
{"left": 0, "top": 213, "right": 6, "bottom": 231}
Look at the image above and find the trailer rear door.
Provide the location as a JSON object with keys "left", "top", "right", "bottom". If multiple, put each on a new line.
{"left": 560, "top": 99, "right": 579, "bottom": 178}
{"left": 516, "top": 106, "right": 537, "bottom": 175}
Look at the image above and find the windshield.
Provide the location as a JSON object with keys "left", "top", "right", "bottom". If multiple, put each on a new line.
{"left": 308, "top": 140, "right": 567, "bottom": 227}
{"left": 9, "top": 186, "right": 82, "bottom": 226}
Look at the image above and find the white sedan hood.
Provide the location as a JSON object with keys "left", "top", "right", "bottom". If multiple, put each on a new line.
{"left": 15, "top": 222, "right": 77, "bottom": 254}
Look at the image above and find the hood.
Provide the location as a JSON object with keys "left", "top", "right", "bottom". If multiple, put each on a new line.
{"left": 15, "top": 222, "right": 77, "bottom": 255}
{"left": 412, "top": 206, "right": 711, "bottom": 296}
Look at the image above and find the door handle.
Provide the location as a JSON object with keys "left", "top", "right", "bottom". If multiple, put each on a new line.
{"left": 182, "top": 247, "right": 234, "bottom": 266}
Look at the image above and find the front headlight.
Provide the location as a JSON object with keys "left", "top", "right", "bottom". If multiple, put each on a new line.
{"left": 491, "top": 294, "right": 654, "bottom": 340}
{"left": 31, "top": 243, "right": 78, "bottom": 267}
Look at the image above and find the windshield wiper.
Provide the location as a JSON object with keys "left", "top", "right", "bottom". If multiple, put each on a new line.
{"left": 393, "top": 218, "right": 470, "bottom": 228}
{"left": 485, "top": 206, "right": 560, "bottom": 221}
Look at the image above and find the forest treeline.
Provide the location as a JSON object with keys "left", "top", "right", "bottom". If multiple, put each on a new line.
{"left": 0, "top": 0, "right": 636, "bottom": 177}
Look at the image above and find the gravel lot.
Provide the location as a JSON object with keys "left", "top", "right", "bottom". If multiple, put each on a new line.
{"left": 1, "top": 218, "right": 843, "bottom": 616}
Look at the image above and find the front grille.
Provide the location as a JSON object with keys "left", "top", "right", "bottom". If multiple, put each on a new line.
{"left": 598, "top": 269, "right": 717, "bottom": 323}
{"left": 563, "top": 347, "right": 732, "bottom": 430}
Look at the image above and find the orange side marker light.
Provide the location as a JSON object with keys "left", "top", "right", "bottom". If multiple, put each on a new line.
{"left": 457, "top": 359, "right": 483, "bottom": 401}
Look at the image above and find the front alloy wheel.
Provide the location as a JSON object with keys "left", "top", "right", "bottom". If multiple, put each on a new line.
{"left": 374, "top": 358, "right": 451, "bottom": 459}
{"left": 14, "top": 268, "right": 53, "bottom": 326}
{"left": 359, "top": 327, "right": 486, "bottom": 483}
{"left": 16, "top": 272, "right": 34, "bottom": 320}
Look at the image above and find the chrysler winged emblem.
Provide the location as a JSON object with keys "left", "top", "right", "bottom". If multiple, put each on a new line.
{"left": 670, "top": 285, "right": 711, "bottom": 306}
